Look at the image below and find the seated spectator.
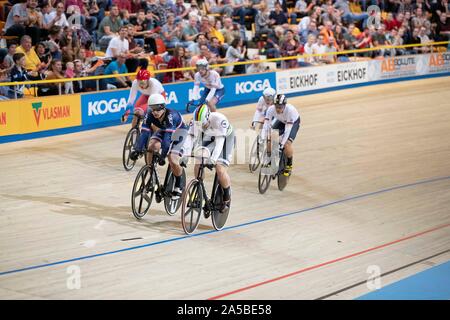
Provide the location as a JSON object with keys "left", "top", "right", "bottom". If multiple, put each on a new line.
{"left": 204, "top": 0, "right": 233, "bottom": 18}
{"left": 436, "top": 12, "right": 450, "bottom": 42}
{"left": 246, "top": 54, "right": 267, "bottom": 73}
{"left": 104, "top": 53, "right": 130, "bottom": 88}
{"left": 159, "top": 0, "right": 176, "bottom": 16}
{"left": 59, "top": 26, "right": 79, "bottom": 65}
{"left": 225, "top": 37, "right": 246, "bottom": 74}
{"left": 220, "top": 17, "right": 242, "bottom": 46}
{"left": 38, "top": 59, "right": 64, "bottom": 96}
{"left": 417, "top": 26, "right": 433, "bottom": 53}
{"left": 302, "top": 34, "right": 317, "bottom": 65}
{"left": 1, "top": 42, "right": 18, "bottom": 76}
{"left": 174, "top": 0, "right": 189, "bottom": 22}
{"left": 80, "top": 0, "right": 100, "bottom": 33}
{"left": 5, "top": 0, "right": 43, "bottom": 46}
{"left": 163, "top": 46, "right": 191, "bottom": 83}
{"left": 372, "top": 25, "right": 391, "bottom": 57}
{"left": 114, "top": 0, "right": 131, "bottom": 12}
{"left": 43, "top": 1, "right": 69, "bottom": 30}
{"left": 209, "top": 37, "right": 227, "bottom": 63}
{"left": 187, "top": 33, "right": 209, "bottom": 56}
{"left": 97, "top": 4, "right": 123, "bottom": 51}
{"left": 8, "top": 52, "right": 44, "bottom": 98}
{"left": 300, "top": 20, "right": 319, "bottom": 44}
{"left": 187, "top": 0, "right": 201, "bottom": 21}
{"left": 265, "top": 25, "right": 284, "bottom": 59}
{"left": 255, "top": 2, "right": 273, "bottom": 39}
{"left": 343, "top": 23, "right": 358, "bottom": 51}
{"left": 161, "top": 13, "right": 186, "bottom": 48}
{"left": 355, "top": 27, "right": 373, "bottom": 57}
{"left": 44, "top": 25, "right": 63, "bottom": 60}
{"left": 294, "top": 0, "right": 314, "bottom": 19}
{"left": 15, "top": 35, "right": 45, "bottom": 72}
{"left": 280, "top": 29, "right": 302, "bottom": 68}
{"left": 143, "top": 0, "right": 167, "bottom": 27}
{"left": 182, "top": 15, "right": 199, "bottom": 48}
{"left": 334, "top": 24, "right": 345, "bottom": 51}
{"left": 35, "top": 42, "right": 52, "bottom": 71}
{"left": 105, "top": 25, "right": 129, "bottom": 58}
{"left": 320, "top": 20, "right": 338, "bottom": 49}
{"left": 334, "top": 0, "right": 368, "bottom": 29}
{"left": 269, "top": 2, "right": 289, "bottom": 28}
{"left": 130, "top": 9, "right": 159, "bottom": 54}
{"left": 311, "top": 33, "right": 329, "bottom": 64}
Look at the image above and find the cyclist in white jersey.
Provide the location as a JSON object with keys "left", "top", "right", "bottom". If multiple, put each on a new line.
{"left": 181, "top": 104, "right": 234, "bottom": 212}
{"left": 191, "top": 59, "right": 225, "bottom": 112}
{"left": 121, "top": 69, "right": 166, "bottom": 129}
{"left": 261, "top": 94, "right": 301, "bottom": 177}
{"left": 252, "top": 87, "right": 276, "bottom": 131}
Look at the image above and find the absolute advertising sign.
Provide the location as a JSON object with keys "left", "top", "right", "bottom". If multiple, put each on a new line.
{"left": 16, "top": 95, "right": 81, "bottom": 134}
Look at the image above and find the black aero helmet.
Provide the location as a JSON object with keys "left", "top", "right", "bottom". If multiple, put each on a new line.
{"left": 274, "top": 94, "right": 287, "bottom": 106}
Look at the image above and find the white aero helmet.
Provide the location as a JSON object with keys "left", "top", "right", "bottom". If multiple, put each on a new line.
{"left": 147, "top": 93, "right": 166, "bottom": 111}
{"left": 262, "top": 87, "right": 276, "bottom": 99}
{"left": 196, "top": 59, "right": 209, "bottom": 71}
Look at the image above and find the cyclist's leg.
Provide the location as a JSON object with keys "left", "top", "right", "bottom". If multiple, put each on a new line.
{"left": 147, "top": 132, "right": 163, "bottom": 165}
{"left": 207, "top": 87, "right": 225, "bottom": 112}
{"left": 132, "top": 95, "right": 149, "bottom": 128}
{"left": 283, "top": 118, "right": 300, "bottom": 175}
{"left": 215, "top": 131, "right": 234, "bottom": 211}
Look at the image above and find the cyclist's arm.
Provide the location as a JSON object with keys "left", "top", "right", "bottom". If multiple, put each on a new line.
{"left": 211, "top": 135, "right": 225, "bottom": 163}
{"left": 126, "top": 80, "right": 138, "bottom": 107}
{"left": 192, "top": 73, "right": 201, "bottom": 100}
{"left": 135, "top": 116, "right": 152, "bottom": 152}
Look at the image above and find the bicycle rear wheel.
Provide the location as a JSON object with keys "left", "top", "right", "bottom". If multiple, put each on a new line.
{"left": 164, "top": 168, "right": 186, "bottom": 216}
{"left": 277, "top": 152, "right": 289, "bottom": 191}
{"left": 122, "top": 127, "right": 139, "bottom": 171}
{"left": 181, "top": 179, "right": 203, "bottom": 234}
{"left": 131, "top": 165, "right": 155, "bottom": 219}
{"left": 211, "top": 184, "right": 230, "bottom": 231}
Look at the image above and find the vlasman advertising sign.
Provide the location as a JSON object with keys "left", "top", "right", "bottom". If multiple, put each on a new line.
{"left": 17, "top": 95, "right": 81, "bottom": 133}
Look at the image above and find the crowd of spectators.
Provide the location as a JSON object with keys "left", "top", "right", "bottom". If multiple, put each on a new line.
{"left": 0, "top": 0, "right": 448, "bottom": 98}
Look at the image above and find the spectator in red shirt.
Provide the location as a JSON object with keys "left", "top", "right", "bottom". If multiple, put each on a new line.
{"left": 384, "top": 12, "right": 397, "bottom": 31}
{"left": 356, "top": 27, "right": 373, "bottom": 56}
{"left": 113, "top": 0, "right": 131, "bottom": 12}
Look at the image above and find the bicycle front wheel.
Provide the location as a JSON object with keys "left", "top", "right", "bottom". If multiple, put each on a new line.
{"left": 181, "top": 179, "right": 203, "bottom": 234}
{"left": 249, "top": 136, "right": 262, "bottom": 173}
{"left": 122, "top": 127, "right": 139, "bottom": 171}
{"left": 131, "top": 165, "right": 155, "bottom": 219}
{"left": 258, "top": 154, "right": 272, "bottom": 194}
{"left": 164, "top": 168, "right": 186, "bottom": 216}
{"left": 277, "top": 152, "right": 289, "bottom": 191}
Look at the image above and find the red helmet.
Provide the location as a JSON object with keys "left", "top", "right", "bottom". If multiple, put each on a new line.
{"left": 136, "top": 69, "right": 150, "bottom": 81}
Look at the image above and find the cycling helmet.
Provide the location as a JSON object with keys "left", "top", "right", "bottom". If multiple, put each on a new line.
{"left": 147, "top": 93, "right": 166, "bottom": 111}
{"left": 136, "top": 69, "right": 150, "bottom": 81}
{"left": 262, "top": 87, "right": 276, "bottom": 98}
{"left": 193, "top": 104, "right": 210, "bottom": 126}
{"left": 274, "top": 94, "right": 287, "bottom": 106}
{"left": 196, "top": 59, "right": 209, "bottom": 72}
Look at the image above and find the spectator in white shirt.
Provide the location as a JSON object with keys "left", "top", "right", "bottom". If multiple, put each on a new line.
{"left": 105, "top": 25, "right": 129, "bottom": 59}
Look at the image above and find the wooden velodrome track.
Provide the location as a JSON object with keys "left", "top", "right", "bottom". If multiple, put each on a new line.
{"left": 0, "top": 77, "right": 449, "bottom": 300}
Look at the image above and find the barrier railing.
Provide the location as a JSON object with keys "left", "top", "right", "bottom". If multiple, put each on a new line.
{"left": 0, "top": 41, "right": 448, "bottom": 98}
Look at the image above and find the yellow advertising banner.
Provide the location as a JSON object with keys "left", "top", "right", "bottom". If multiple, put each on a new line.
{"left": 16, "top": 95, "right": 81, "bottom": 134}
{"left": 0, "top": 103, "right": 21, "bottom": 136}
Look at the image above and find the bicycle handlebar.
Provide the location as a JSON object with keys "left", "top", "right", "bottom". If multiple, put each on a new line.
{"left": 186, "top": 100, "right": 203, "bottom": 113}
